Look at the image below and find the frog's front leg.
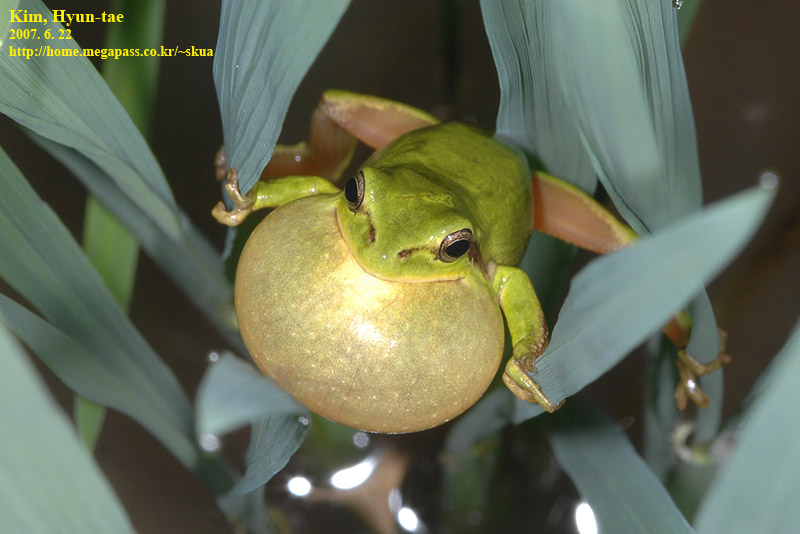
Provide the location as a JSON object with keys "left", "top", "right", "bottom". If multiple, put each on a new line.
{"left": 491, "top": 263, "right": 564, "bottom": 412}
{"left": 212, "top": 168, "right": 339, "bottom": 226}
{"left": 531, "top": 171, "right": 731, "bottom": 409}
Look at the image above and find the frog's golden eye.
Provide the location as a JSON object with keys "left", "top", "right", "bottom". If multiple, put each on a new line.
{"left": 344, "top": 171, "right": 365, "bottom": 212}
{"left": 438, "top": 229, "right": 473, "bottom": 262}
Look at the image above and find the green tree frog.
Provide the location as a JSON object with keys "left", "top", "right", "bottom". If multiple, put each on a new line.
{"left": 213, "top": 90, "right": 727, "bottom": 433}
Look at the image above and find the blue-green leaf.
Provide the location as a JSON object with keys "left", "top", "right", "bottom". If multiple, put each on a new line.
{"left": 548, "top": 400, "right": 694, "bottom": 534}
{"left": 0, "top": 0, "right": 180, "bottom": 238}
{"left": 513, "top": 185, "right": 773, "bottom": 423}
{"left": 482, "top": 0, "right": 595, "bottom": 193}
{"left": 0, "top": 324, "right": 135, "bottom": 534}
{"left": 0, "top": 0, "right": 235, "bottom": 343}
{"left": 28, "top": 133, "right": 238, "bottom": 346}
{"left": 231, "top": 415, "right": 308, "bottom": 496}
{"left": 214, "top": 0, "right": 350, "bottom": 194}
{"left": 196, "top": 353, "right": 307, "bottom": 437}
{"left": 0, "top": 146, "right": 206, "bottom": 474}
{"left": 694, "top": 322, "right": 800, "bottom": 534}
{"left": 196, "top": 354, "right": 309, "bottom": 495}
{"left": 0, "top": 0, "right": 19, "bottom": 46}
{"left": 555, "top": 0, "right": 702, "bottom": 232}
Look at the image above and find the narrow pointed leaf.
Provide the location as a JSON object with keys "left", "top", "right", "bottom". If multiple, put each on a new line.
{"left": 481, "top": 0, "right": 595, "bottom": 192}
{"left": 548, "top": 0, "right": 702, "bottom": 232}
{"left": 0, "top": 0, "right": 180, "bottom": 238}
{"left": 0, "top": 0, "right": 235, "bottom": 344}
{"left": 229, "top": 415, "right": 308, "bottom": 496}
{"left": 196, "top": 353, "right": 307, "bottom": 437}
{"left": 28, "top": 132, "right": 238, "bottom": 348}
{"left": 0, "top": 0, "right": 19, "bottom": 45}
{"left": 694, "top": 322, "right": 800, "bottom": 534}
{"left": 513, "top": 186, "right": 773, "bottom": 423}
{"left": 196, "top": 353, "right": 309, "bottom": 495}
{"left": 0, "top": 147, "right": 203, "bottom": 469}
{"left": 214, "top": 0, "right": 350, "bottom": 194}
{"left": 548, "top": 400, "right": 694, "bottom": 534}
{"left": 0, "top": 325, "right": 135, "bottom": 534}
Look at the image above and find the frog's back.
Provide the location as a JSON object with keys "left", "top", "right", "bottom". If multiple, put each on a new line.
{"left": 368, "top": 122, "right": 532, "bottom": 265}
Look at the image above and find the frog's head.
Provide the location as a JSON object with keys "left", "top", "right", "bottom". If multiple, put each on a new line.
{"left": 336, "top": 166, "right": 479, "bottom": 282}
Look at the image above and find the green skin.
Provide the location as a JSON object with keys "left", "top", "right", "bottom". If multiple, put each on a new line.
{"left": 239, "top": 121, "right": 552, "bottom": 409}
{"left": 217, "top": 91, "right": 725, "bottom": 419}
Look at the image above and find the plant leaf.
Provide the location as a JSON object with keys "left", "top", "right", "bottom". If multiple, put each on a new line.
{"left": 0, "top": 324, "right": 135, "bottom": 533}
{"left": 0, "top": 0, "right": 236, "bottom": 345}
{"left": 481, "top": 0, "right": 595, "bottom": 193}
{"left": 0, "top": 0, "right": 19, "bottom": 46}
{"left": 230, "top": 415, "right": 309, "bottom": 496}
{"left": 550, "top": 0, "right": 702, "bottom": 233}
{"left": 0, "top": 146, "right": 216, "bottom": 479}
{"left": 27, "top": 133, "right": 239, "bottom": 347}
{"left": 213, "top": 0, "right": 350, "bottom": 194}
{"left": 694, "top": 322, "right": 800, "bottom": 534}
{"left": 512, "top": 185, "right": 773, "bottom": 423}
{"left": 547, "top": 400, "right": 694, "bottom": 534}
{"left": 196, "top": 353, "right": 307, "bottom": 437}
{"left": 196, "top": 353, "right": 309, "bottom": 495}
{"left": 0, "top": 0, "right": 180, "bottom": 238}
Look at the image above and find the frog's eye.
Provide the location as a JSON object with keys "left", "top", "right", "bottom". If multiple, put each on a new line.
{"left": 344, "top": 171, "right": 365, "bottom": 212}
{"left": 438, "top": 229, "right": 473, "bottom": 262}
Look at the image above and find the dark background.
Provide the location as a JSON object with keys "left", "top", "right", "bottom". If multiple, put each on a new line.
{"left": 1, "top": 1, "right": 798, "bottom": 532}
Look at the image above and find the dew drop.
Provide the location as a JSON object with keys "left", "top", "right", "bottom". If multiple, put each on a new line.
{"left": 353, "top": 431, "right": 370, "bottom": 448}
{"left": 207, "top": 351, "right": 220, "bottom": 363}
{"left": 672, "top": 0, "right": 683, "bottom": 9}
{"left": 198, "top": 432, "right": 221, "bottom": 453}
{"left": 759, "top": 170, "right": 779, "bottom": 190}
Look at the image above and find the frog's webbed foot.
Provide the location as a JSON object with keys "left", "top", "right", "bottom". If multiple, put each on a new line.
{"left": 212, "top": 168, "right": 253, "bottom": 226}
{"left": 674, "top": 330, "right": 731, "bottom": 410}
{"left": 503, "top": 358, "right": 564, "bottom": 413}
{"left": 502, "top": 334, "right": 564, "bottom": 413}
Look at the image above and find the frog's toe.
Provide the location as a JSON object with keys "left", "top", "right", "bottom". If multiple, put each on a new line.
{"left": 502, "top": 358, "right": 564, "bottom": 413}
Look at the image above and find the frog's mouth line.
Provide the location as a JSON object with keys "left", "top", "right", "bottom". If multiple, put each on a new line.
{"left": 332, "top": 204, "right": 467, "bottom": 285}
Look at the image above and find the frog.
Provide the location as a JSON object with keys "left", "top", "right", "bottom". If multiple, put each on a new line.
{"left": 212, "top": 89, "right": 729, "bottom": 433}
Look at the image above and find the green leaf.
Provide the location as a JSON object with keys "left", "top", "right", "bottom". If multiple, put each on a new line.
{"left": 82, "top": 198, "right": 139, "bottom": 311}
{"left": 28, "top": 133, "right": 239, "bottom": 347}
{"left": 0, "top": 0, "right": 235, "bottom": 344}
{"left": 552, "top": 0, "right": 702, "bottom": 233}
{"left": 214, "top": 0, "right": 350, "bottom": 194}
{"left": 694, "top": 322, "right": 800, "bottom": 534}
{"left": 231, "top": 415, "right": 308, "bottom": 496}
{"left": 0, "top": 324, "right": 135, "bottom": 534}
{"left": 0, "top": 0, "right": 19, "bottom": 46}
{"left": 74, "top": 396, "right": 107, "bottom": 451}
{"left": 547, "top": 400, "right": 694, "bottom": 534}
{"left": 0, "top": 296, "right": 199, "bottom": 471}
{"left": 643, "top": 337, "right": 681, "bottom": 478}
{"left": 512, "top": 185, "right": 774, "bottom": 423}
{"left": 196, "top": 353, "right": 307, "bottom": 437}
{"left": 481, "top": 0, "right": 596, "bottom": 193}
{"left": 0, "top": 0, "right": 180, "bottom": 238}
{"left": 0, "top": 146, "right": 223, "bottom": 482}
{"left": 196, "top": 354, "right": 309, "bottom": 495}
